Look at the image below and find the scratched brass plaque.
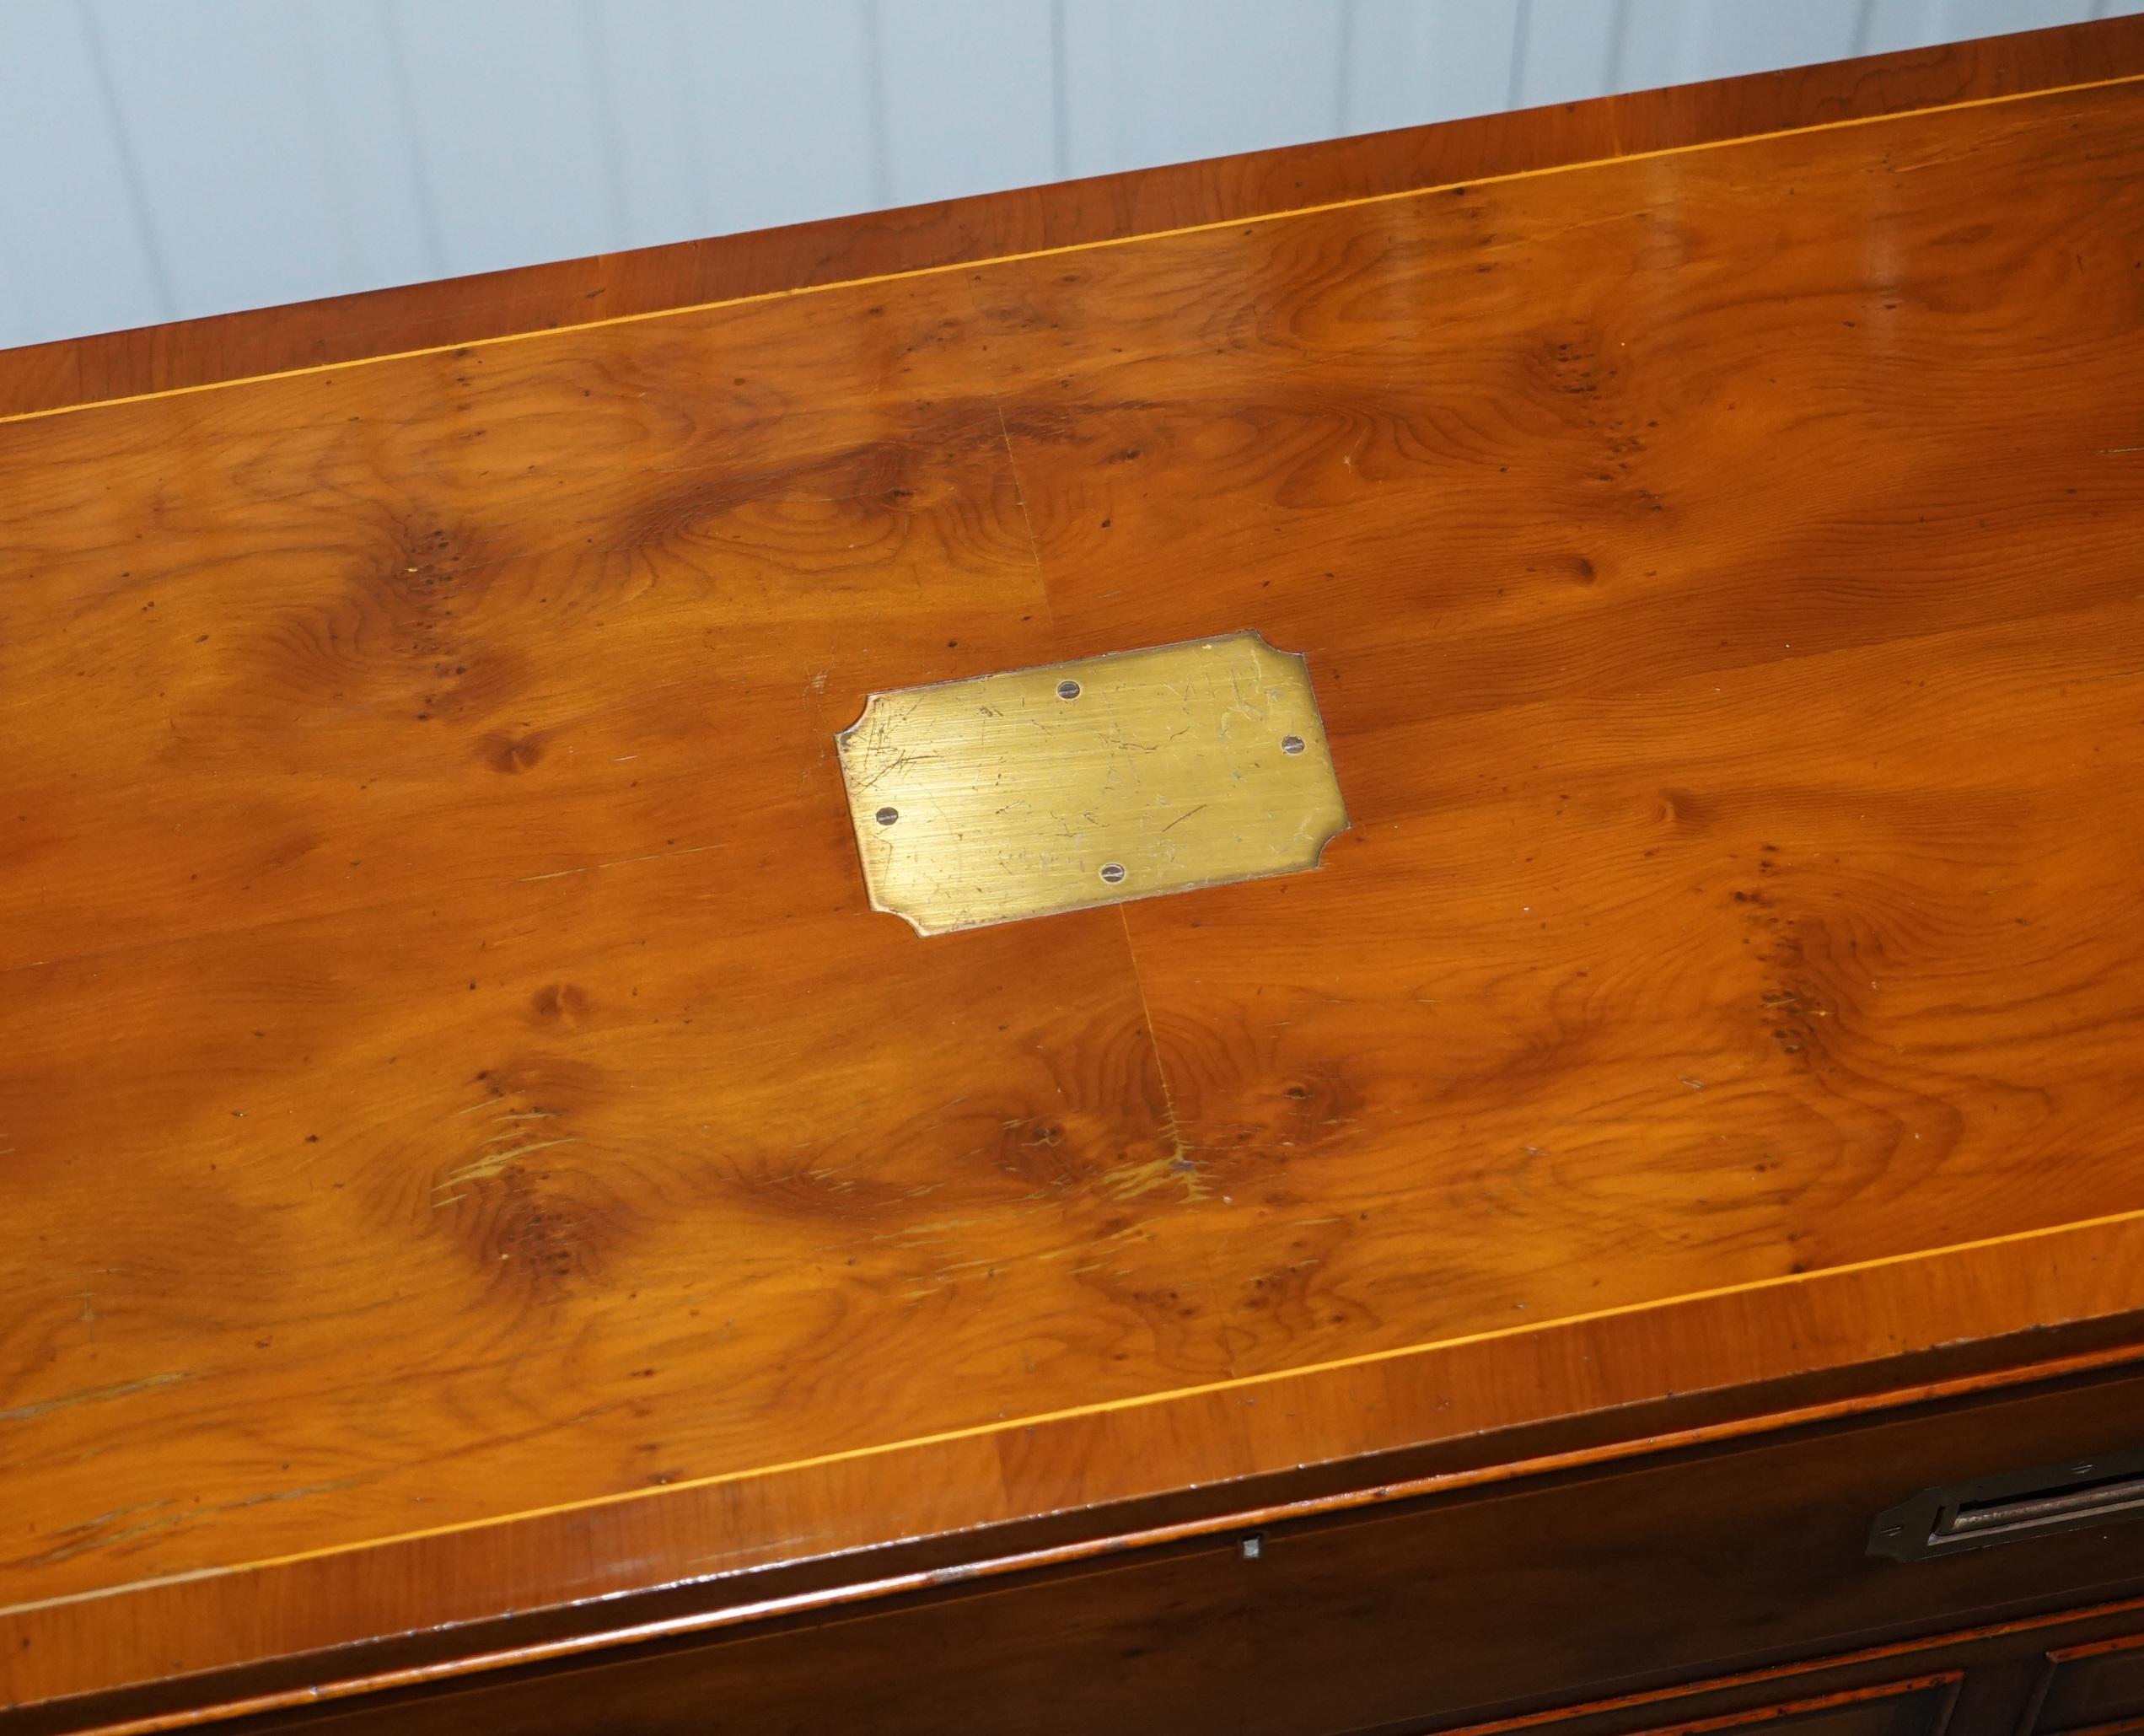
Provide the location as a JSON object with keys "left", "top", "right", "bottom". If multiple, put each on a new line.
{"left": 837, "top": 631, "right": 1348, "bottom": 934}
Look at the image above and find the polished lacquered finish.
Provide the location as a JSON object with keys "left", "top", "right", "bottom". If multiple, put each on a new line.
{"left": 3, "top": 18, "right": 2144, "bottom": 1733}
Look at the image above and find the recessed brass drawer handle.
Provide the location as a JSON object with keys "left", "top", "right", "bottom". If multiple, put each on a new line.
{"left": 1870, "top": 1448, "right": 2144, "bottom": 1560}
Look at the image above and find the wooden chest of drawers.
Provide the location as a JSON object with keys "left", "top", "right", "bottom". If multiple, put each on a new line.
{"left": 4, "top": 17, "right": 2144, "bottom": 1734}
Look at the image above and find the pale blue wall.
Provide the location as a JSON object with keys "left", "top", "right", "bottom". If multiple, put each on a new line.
{"left": 0, "top": 0, "right": 2133, "bottom": 348}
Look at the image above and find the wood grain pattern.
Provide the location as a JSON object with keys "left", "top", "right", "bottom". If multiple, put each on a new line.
{"left": 4, "top": 30, "right": 2144, "bottom": 1730}
{"left": 1, "top": 16, "right": 2140, "bottom": 422}
{"left": 8, "top": 1224, "right": 2144, "bottom": 1723}
{"left": 0, "top": 282, "right": 1198, "bottom": 1607}
{"left": 989, "top": 75, "right": 2144, "bottom": 1375}
{"left": 80, "top": 1367, "right": 2144, "bottom": 1734}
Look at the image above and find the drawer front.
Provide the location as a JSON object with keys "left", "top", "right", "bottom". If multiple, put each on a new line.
{"left": 1454, "top": 1677, "right": 1962, "bottom": 1736}
{"left": 1711, "top": 1681, "right": 1959, "bottom": 1736}
{"left": 2034, "top": 1632, "right": 2144, "bottom": 1731}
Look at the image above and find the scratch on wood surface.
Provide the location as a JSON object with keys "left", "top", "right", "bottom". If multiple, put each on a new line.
{"left": 1100, "top": 1153, "right": 1210, "bottom": 1203}
{"left": 436, "top": 1138, "right": 578, "bottom": 1190}
{"left": 0, "top": 1371, "right": 193, "bottom": 1426}
{"left": 867, "top": 1217, "right": 976, "bottom": 1243}
{"left": 26, "top": 1477, "right": 368, "bottom": 1567}
{"left": 26, "top": 1511, "right": 186, "bottom": 1567}
{"left": 520, "top": 842, "right": 717, "bottom": 884}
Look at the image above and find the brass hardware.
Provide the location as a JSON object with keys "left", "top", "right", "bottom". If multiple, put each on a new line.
{"left": 836, "top": 631, "right": 1349, "bottom": 935}
{"left": 1869, "top": 1448, "right": 2144, "bottom": 1560}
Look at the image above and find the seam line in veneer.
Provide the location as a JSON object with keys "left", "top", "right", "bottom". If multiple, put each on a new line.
{"left": 7, "top": 582, "right": 2138, "bottom": 983}
{"left": 1, "top": 69, "right": 2139, "bottom": 428}
{"left": 11, "top": 1204, "right": 2144, "bottom": 1620}
{"left": 1115, "top": 900, "right": 1241, "bottom": 1386}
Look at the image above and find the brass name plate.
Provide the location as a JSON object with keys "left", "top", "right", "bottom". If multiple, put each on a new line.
{"left": 837, "top": 631, "right": 1348, "bottom": 934}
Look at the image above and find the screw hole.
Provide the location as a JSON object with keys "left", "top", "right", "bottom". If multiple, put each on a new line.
{"left": 874, "top": 807, "right": 899, "bottom": 826}
{"left": 1099, "top": 862, "right": 1126, "bottom": 884}
{"left": 1056, "top": 679, "right": 1082, "bottom": 700}
{"left": 1281, "top": 734, "right": 1305, "bottom": 755}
